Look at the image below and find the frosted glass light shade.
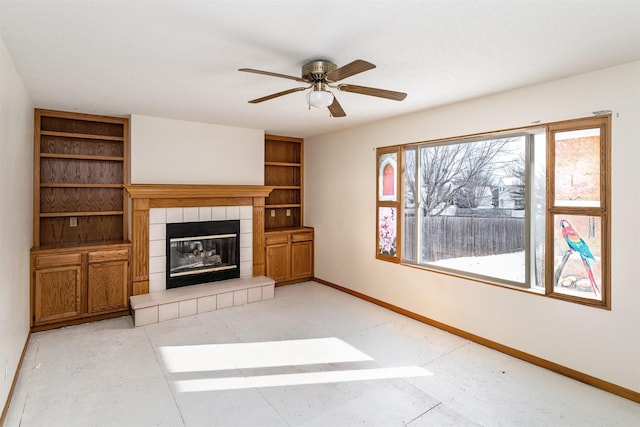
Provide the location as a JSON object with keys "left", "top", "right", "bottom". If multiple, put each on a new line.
{"left": 308, "top": 90, "right": 334, "bottom": 108}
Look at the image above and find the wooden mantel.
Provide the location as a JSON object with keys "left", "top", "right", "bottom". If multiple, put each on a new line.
{"left": 125, "top": 184, "right": 274, "bottom": 295}
{"left": 125, "top": 184, "right": 274, "bottom": 200}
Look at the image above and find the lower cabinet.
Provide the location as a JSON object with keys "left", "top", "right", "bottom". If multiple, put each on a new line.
{"left": 265, "top": 228, "right": 314, "bottom": 285}
{"left": 34, "top": 264, "right": 82, "bottom": 324}
{"left": 31, "top": 243, "right": 131, "bottom": 331}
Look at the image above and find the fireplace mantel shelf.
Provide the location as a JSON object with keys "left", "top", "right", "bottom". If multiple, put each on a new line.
{"left": 125, "top": 184, "right": 274, "bottom": 200}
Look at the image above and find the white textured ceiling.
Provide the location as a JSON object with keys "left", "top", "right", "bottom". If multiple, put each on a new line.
{"left": 1, "top": 0, "right": 639, "bottom": 138}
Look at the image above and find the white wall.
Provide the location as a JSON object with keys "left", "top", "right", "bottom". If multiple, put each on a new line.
{"left": 0, "top": 33, "right": 33, "bottom": 412}
{"left": 130, "top": 115, "right": 264, "bottom": 185}
{"left": 305, "top": 61, "right": 640, "bottom": 393}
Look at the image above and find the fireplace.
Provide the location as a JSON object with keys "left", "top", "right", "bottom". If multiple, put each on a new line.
{"left": 166, "top": 220, "right": 240, "bottom": 289}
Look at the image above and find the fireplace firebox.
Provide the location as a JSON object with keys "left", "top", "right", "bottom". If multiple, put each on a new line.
{"left": 166, "top": 220, "right": 240, "bottom": 289}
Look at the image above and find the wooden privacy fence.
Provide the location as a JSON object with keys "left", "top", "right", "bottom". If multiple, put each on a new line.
{"left": 404, "top": 214, "right": 525, "bottom": 261}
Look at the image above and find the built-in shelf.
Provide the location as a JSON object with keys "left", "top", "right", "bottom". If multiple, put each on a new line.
{"left": 40, "top": 211, "right": 124, "bottom": 218}
{"left": 266, "top": 204, "right": 301, "bottom": 209}
{"left": 40, "top": 153, "right": 125, "bottom": 162}
{"left": 40, "top": 130, "right": 125, "bottom": 142}
{"left": 265, "top": 161, "right": 302, "bottom": 167}
{"left": 264, "top": 135, "right": 304, "bottom": 231}
{"left": 40, "top": 183, "right": 124, "bottom": 188}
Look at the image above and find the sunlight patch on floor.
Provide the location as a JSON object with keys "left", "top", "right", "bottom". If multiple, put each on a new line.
{"left": 158, "top": 337, "right": 373, "bottom": 373}
{"left": 173, "top": 366, "right": 433, "bottom": 392}
{"left": 159, "top": 337, "right": 433, "bottom": 392}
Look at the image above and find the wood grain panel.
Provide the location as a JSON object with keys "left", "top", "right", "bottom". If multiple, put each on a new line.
{"left": 35, "top": 253, "right": 82, "bottom": 269}
{"left": 132, "top": 209, "right": 149, "bottom": 282}
{"left": 39, "top": 216, "right": 123, "bottom": 246}
{"left": 264, "top": 138, "right": 302, "bottom": 163}
{"left": 264, "top": 165, "right": 301, "bottom": 186}
{"left": 87, "top": 260, "right": 128, "bottom": 313}
{"left": 149, "top": 197, "right": 252, "bottom": 208}
{"left": 41, "top": 115, "right": 124, "bottom": 137}
{"left": 264, "top": 207, "right": 301, "bottom": 230}
{"left": 40, "top": 136, "right": 124, "bottom": 157}
{"left": 265, "top": 233, "right": 288, "bottom": 245}
{"left": 266, "top": 188, "right": 300, "bottom": 205}
{"left": 34, "top": 265, "right": 82, "bottom": 323}
{"left": 88, "top": 249, "right": 129, "bottom": 263}
{"left": 125, "top": 185, "right": 273, "bottom": 200}
{"left": 40, "top": 187, "right": 123, "bottom": 213}
{"left": 265, "top": 244, "right": 289, "bottom": 281}
{"left": 33, "top": 111, "right": 42, "bottom": 247}
{"left": 253, "top": 198, "right": 266, "bottom": 276}
{"left": 291, "top": 240, "right": 313, "bottom": 279}
{"left": 133, "top": 280, "right": 149, "bottom": 296}
{"left": 292, "top": 231, "right": 313, "bottom": 242}
{"left": 40, "top": 158, "right": 123, "bottom": 184}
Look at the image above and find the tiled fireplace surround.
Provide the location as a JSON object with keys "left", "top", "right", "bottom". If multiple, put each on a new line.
{"left": 148, "top": 205, "right": 254, "bottom": 292}
{"left": 125, "top": 185, "right": 275, "bottom": 327}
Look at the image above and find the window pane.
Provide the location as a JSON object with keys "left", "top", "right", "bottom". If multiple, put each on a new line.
{"left": 418, "top": 136, "right": 526, "bottom": 284}
{"left": 554, "top": 128, "right": 601, "bottom": 207}
{"left": 533, "top": 132, "right": 546, "bottom": 288}
{"left": 378, "top": 207, "right": 397, "bottom": 256}
{"left": 403, "top": 148, "right": 416, "bottom": 262}
{"left": 553, "top": 214, "right": 602, "bottom": 300}
{"left": 378, "top": 153, "right": 397, "bottom": 201}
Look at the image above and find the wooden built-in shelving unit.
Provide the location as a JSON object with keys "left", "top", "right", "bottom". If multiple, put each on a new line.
{"left": 264, "top": 134, "right": 304, "bottom": 230}
{"left": 34, "top": 109, "right": 129, "bottom": 247}
{"left": 31, "top": 109, "right": 132, "bottom": 331}
{"left": 264, "top": 134, "right": 314, "bottom": 285}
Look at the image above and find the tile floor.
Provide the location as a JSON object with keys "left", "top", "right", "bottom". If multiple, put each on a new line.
{"left": 5, "top": 282, "right": 639, "bottom": 427}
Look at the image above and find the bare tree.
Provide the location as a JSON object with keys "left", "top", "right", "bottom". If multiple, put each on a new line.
{"left": 454, "top": 169, "right": 494, "bottom": 208}
{"left": 417, "top": 139, "right": 516, "bottom": 216}
{"left": 404, "top": 148, "right": 417, "bottom": 207}
{"left": 499, "top": 154, "right": 526, "bottom": 209}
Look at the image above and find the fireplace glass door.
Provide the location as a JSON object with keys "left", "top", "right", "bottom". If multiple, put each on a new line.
{"left": 166, "top": 220, "right": 240, "bottom": 288}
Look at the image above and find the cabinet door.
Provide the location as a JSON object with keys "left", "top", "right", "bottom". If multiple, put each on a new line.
{"left": 88, "top": 260, "right": 128, "bottom": 313}
{"left": 266, "top": 243, "right": 290, "bottom": 282}
{"left": 34, "top": 265, "right": 82, "bottom": 323}
{"left": 291, "top": 240, "right": 313, "bottom": 280}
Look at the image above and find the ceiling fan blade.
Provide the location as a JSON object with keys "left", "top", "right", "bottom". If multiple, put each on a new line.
{"left": 328, "top": 97, "right": 346, "bottom": 118}
{"left": 239, "top": 68, "right": 308, "bottom": 83}
{"left": 338, "top": 84, "right": 407, "bottom": 101}
{"left": 248, "top": 87, "right": 307, "bottom": 103}
{"left": 325, "top": 60, "right": 375, "bottom": 82}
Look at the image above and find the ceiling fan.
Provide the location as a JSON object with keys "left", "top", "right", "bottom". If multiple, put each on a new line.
{"left": 238, "top": 59, "right": 407, "bottom": 117}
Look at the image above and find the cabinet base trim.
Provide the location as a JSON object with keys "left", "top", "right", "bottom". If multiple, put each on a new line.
{"left": 30, "top": 310, "right": 130, "bottom": 333}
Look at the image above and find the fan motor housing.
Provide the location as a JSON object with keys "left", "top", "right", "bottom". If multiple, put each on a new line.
{"left": 302, "top": 60, "right": 337, "bottom": 81}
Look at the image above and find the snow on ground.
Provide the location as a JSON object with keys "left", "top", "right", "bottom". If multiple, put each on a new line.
{"left": 428, "top": 251, "right": 526, "bottom": 283}
{"left": 427, "top": 251, "right": 597, "bottom": 298}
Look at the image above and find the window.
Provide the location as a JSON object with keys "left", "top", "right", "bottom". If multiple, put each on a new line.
{"left": 376, "top": 148, "right": 401, "bottom": 262}
{"left": 546, "top": 117, "right": 610, "bottom": 307}
{"left": 379, "top": 115, "right": 610, "bottom": 308}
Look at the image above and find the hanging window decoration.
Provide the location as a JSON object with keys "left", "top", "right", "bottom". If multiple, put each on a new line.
{"left": 376, "top": 147, "right": 401, "bottom": 262}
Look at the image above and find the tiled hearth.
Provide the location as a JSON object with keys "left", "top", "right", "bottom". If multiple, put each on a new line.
{"left": 129, "top": 276, "right": 274, "bottom": 327}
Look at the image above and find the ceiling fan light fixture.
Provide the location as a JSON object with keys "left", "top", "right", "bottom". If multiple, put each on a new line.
{"left": 307, "top": 89, "right": 334, "bottom": 109}
{"left": 240, "top": 58, "right": 406, "bottom": 117}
